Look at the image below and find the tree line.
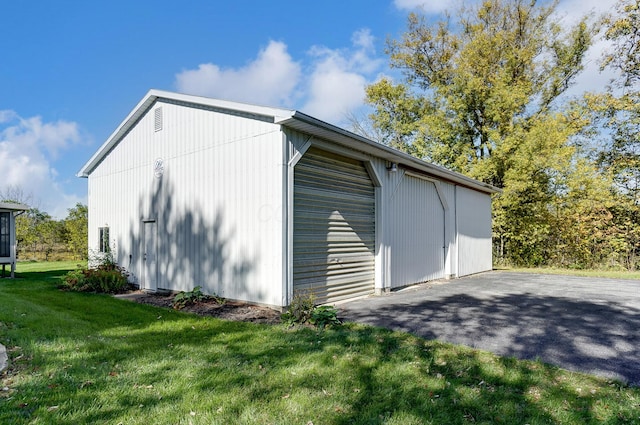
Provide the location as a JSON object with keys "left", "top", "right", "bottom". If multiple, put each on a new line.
{"left": 363, "top": 0, "right": 640, "bottom": 269}
{"left": 4, "top": 1, "right": 639, "bottom": 270}
{"left": 1, "top": 187, "right": 87, "bottom": 261}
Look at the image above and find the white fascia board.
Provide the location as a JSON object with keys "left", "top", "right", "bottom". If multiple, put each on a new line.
{"left": 77, "top": 89, "right": 296, "bottom": 178}
{"left": 149, "top": 90, "right": 295, "bottom": 121}
{"left": 275, "top": 112, "right": 501, "bottom": 195}
{"left": 77, "top": 90, "right": 159, "bottom": 178}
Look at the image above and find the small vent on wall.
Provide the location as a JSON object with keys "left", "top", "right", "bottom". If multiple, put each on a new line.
{"left": 154, "top": 107, "right": 163, "bottom": 132}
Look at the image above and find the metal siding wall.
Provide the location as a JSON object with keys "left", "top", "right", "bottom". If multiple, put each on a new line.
{"left": 388, "top": 173, "right": 445, "bottom": 288}
{"left": 440, "top": 182, "right": 457, "bottom": 278}
{"left": 87, "top": 100, "right": 284, "bottom": 306}
{"left": 293, "top": 147, "right": 375, "bottom": 304}
{"left": 88, "top": 164, "right": 149, "bottom": 280}
{"left": 456, "top": 186, "right": 493, "bottom": 276}
{"left": 282, "top": 129, "right": 493, "bottom": 294}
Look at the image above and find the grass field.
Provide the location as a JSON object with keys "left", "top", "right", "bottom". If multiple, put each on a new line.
{"left": 499, "top": 266, "right": 640, "bottom": 280}
{"left": 1, "top": 262, "right": 639, "bottom": 424}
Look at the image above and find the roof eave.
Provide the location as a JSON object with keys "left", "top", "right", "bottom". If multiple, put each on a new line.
{"left": 0, "top": 202, "right": 30, "bottom": 212}
{"left": 276, "top": 112, "right": 501, "bottom": 195}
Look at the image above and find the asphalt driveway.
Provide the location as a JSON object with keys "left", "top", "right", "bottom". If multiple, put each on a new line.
{"left": 339, "top": 271, "right": 640, "bottom": 386}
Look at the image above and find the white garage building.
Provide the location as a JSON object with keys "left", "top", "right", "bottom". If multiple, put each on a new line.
{"left": 79, "top": 90, "right": 498, "bottom": 307}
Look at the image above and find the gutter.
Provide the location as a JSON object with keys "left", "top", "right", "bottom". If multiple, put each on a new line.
{"left": 276, "top": 111, "right": 501, "bottom": 195}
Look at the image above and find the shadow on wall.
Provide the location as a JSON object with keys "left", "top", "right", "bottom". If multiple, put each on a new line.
{"left": 119, "top": 175, "right": 261, "bottom": 303}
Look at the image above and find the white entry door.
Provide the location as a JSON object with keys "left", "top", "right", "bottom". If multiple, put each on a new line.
{"left": 143, "top": 221, "right": 157, "bottom": 292}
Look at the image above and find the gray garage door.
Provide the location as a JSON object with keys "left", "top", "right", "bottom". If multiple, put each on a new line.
{"left": 293, "top": 147, "right": 375, "bottom": 304}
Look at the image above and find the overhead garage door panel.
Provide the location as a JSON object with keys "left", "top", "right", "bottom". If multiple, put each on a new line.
{"left": 457, "top": 186, "right": 493, "bottom": 276}
{"left": 294, "top": 147, "right": 375, "bottom": 304}
{"left": 389, "top": 174, "right": 445, "bottom": 288}
{"left": 295, "top": 153, "right": 374, "bottom": 198}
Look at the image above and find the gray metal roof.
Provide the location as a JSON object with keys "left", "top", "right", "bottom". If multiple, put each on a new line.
{"left": 275, "top": 111, "right": 500, "bottom": 194}
{"left": 0, "top": 202, "right": 29, "bottom": 212}
{"left": 78, "top": 89, "right": 500, "bottom": 194}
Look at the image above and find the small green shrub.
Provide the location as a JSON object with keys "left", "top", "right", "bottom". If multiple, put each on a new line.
{"left": 61, "top": 264, "right": 130, "bottom": 294}
{"left": 281, "top": 292, "right": 315, "bottom": 325}
{"left": 172, "top": 286, "right": 213, "bottom": 310}
{"left": 61, "top": 249, "right": 130, "bottom": 294}
{"left": 310, "top": 305, "right": 341, "bottom": 329}
{"left": 62, "top": 268, "right": 87, "bottom": 290}
{"left": 281, "top": 293, "right": 341, "bottom": 329}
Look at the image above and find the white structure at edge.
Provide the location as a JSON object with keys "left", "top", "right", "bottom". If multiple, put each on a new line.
{"left": 0, "top": 202, "right": 29, "bottom": 278}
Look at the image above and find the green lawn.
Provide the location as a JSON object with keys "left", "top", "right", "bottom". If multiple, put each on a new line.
{"left": 498, "top": 266, "right": 640, "bottom": 280}
{"left": 1, "top": 262, "right": 639, "bottom": 424}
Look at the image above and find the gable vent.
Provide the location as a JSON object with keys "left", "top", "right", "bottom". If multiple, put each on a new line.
{"left": 154, "top": 107, "right": 163, "bottom": 132}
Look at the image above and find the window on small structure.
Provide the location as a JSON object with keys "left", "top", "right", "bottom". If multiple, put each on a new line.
{"left": 0, "top": 212, "right": 9, "bottom": 257}
{"left": 98, "top": 227, "right": 110, "bottom": 253}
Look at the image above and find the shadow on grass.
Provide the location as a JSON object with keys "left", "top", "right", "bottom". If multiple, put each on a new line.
{"left": 12, "top": 269, "right": 77, "bottom": 281}
{"left": 341, "top": 290, "right": 640, "bottom": 388}
{"left": 2, "top": 285, "right": 639, "bottom": 424}
{"left": 9, "top": 261, "right": 81, "bottom": 281}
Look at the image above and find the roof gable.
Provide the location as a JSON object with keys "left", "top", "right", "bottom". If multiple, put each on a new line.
{"left": 78, "top": 90, "right": 499, "bottom": 194}
{"left": 77, "top": 90, "right": 295, "bottom": 178}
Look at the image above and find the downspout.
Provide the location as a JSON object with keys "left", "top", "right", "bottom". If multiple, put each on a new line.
{"left": 282, "top": 131, "right": 292, "bottom": 308}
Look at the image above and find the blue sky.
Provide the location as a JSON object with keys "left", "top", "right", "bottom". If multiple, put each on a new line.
{"left": 0, "top": 0, "right": 615, "bottom": 218}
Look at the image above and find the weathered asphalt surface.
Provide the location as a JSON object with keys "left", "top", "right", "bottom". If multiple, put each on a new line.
{"left": 339, "top": 271, "right": 640, "bottom": 386}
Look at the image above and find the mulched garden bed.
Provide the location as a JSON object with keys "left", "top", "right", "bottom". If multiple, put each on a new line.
{"left": 116, "top": 291, "right": 282, "bottom": 325}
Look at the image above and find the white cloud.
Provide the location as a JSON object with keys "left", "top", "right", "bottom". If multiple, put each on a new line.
{"left": 568, "top": 39, "right": 617, "bottom": 97}
{"left": 393, "top": 0, "right": 454, "bottom": 14}
{"left": 302, "top": 29, "right": 383, "bottom": 123}
{"left": 0, "top": 110, "right": 18, "bottom": 123}
{"left": 0, "top": 111, "right": 84, "bottom": 218}
{"left": 556, "top": 0, "right": 613, "bottom": 23}
{"left": 173, "top": 29, "right": 384, "bottom": 126}
{"left": 175, "top": 40, "right": 301, "bottom": 106}
{"left": 303, "top": 66, "right": 368, "bottom": 124}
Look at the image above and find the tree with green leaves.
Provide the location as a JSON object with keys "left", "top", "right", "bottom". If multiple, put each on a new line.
{"left": 1, "top": 187, "right": 89, "bottom": 261}
{"left": 602, "top": 0, "right": 640, "bottom": 88}
{"left": 367, "top": 0, "right": 592, "bottom": 185}
{"left": 583, "top": 0, "right": 640, "bottom": 269}
{"left": 365, "top": 0, "right": 623, "bottom": 266}
{"left": 64, "top": 203, "right": 88, "bottom": 260}
{"left": 14, "top": 208, "right": 61, "bottom": 260}
{"left": 596, "top": 0, "right": 640, "bottom": 202}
